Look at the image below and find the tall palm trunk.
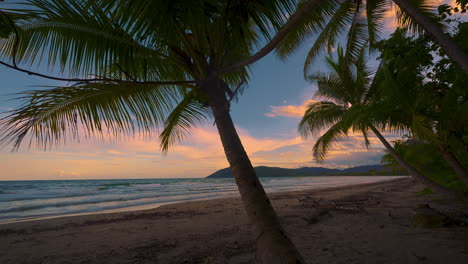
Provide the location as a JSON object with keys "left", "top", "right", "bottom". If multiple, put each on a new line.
{"left": 205, "top": 79, "right": 305, "bottom": 264}
{"left": 392, "top": 0, "right": 468, "bottom": 74}
{"left": 369, "top": 126, "right": 457, "bottom": 198}
{"left": 437, "top": 146, "right": 468, "bottom": 186}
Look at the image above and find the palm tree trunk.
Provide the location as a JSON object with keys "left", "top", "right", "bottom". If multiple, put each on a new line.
{"left": 369, "top": 126, "right": 457, "bottom": 198}
{"left": 437, "top": 146, "right": 468, "bottom": 186}
{"left": 206, "top": 79, "right": 305, "bottom": 264}
{"left": 392, "top": 0, "right": 468, "bottom": 74}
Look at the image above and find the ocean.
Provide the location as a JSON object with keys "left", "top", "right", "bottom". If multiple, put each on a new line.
{"left": 0, "top": 176, "right": 404, "bottom": 223}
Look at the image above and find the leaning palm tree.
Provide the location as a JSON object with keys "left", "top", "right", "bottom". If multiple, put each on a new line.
{"left": 0, "top": 0, "right": 335, "bottom": 262}
{"left": 276, "top": 0, "right": 468, "bottom": 75}
{"left": 374, "top": 30, "right": 468, "bottom": 186}
{"left": 298, "top": 46, "right": 457, "bottom": 197}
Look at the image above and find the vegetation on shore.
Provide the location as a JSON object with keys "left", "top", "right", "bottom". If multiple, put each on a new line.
{"left": 297, "top": 2, "right": 468, "bottom": 197}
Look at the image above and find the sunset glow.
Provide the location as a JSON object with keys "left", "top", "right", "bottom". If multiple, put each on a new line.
{"left": 0, "top": 0, "right": 452, "bottom": 180}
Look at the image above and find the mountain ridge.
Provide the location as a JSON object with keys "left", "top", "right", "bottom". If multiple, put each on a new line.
{"left": 206, "top": 165, "right": 392, "bottom": 178}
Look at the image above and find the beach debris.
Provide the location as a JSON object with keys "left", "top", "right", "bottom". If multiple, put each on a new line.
{"left": 202, "top": 256, "right": 213, "bottom": 263}
{"left": 312, "top": 198, "right": 337, "bottom": 209}
{"left": 411, "top": 204, "right": 448, "bottom": 228}
{"left": 226, "top": 241, "right": 240, "bottom": 249}
{"left": 302, "top": 211, "right": 323, "bottom": 225}
{"left": 299, "top": 197, "right": 367, "bottom": 215}
{"left": 411, "top": 251, "right": 427, "bottom": 261}
{"left": 298, "top": 197, "right": 336, "bottom": 209}
{"left": 333, "top": 206, "right": 368, "bottom": 214}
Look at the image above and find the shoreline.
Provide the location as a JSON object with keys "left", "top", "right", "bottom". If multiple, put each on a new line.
{"left": 1, "top": 176, "right": 467, "bottom": 264}
{"left": 0, "top": 176, "right": 407, "bottom": 226}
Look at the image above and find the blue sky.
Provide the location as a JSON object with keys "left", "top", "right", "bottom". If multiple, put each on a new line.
{"left": 0, "top": 0, "right": 457, "bottom": 180}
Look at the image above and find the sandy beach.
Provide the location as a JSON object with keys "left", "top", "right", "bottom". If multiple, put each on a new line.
{"left": 0, "top": 177, "right": 467, "bottom": 264}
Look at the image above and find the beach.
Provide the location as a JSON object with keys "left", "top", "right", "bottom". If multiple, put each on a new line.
{"left": 1, "top": 177, "right": 467, "bottom": 264}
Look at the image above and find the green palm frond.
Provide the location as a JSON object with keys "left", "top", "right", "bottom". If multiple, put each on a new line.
{"left": 311, "top": 46, "right": 371, "bottom": 106}
{"left": 363, "top": 59, "right": 383, "bottom": 103}
{"left": 234, "top": 0, "right": 296, "bottom": 38}
{"left": 275, "top": 0, "right": 342, "bottom": 60}
{"left": 301, "top": 100, "right": 376, "bottom": 162}
{"left": 0, "top": 0, "right": 187, "bottom": 80}
{"left": 302, "top": 0, "right": 356, "bottom": 75}
{"left": 0, "top": 82, "right": 185, "bottom": 150}
{"left": 344, "top": 5, "right": 369, "bottom": 66}
{"left": 298, "top": 101, "right": 346, "bottom": 138}
{"left": 312, "top": 119, "right": 349, "bottom": 161}
{"left": 366, "top": 0, "right": 389, "bottom": 48}
{"left": 309, "top": 72, "right": 343, "bottom": 101}
{"left": 411, "top": 114, "right": 441, "bottom": 144}
{"left": 278, "top": 0, "right": 384, "bottom": 76}
{"left": 159, "top": 91, "right": 210, "bottom": 153}
{"left": 360, "top": 128, "right": 371, "bottom": 148}
{"left": 1, "top": 0, "right": 308, "bottom": 153}
{"left": 353, "top": 47, "right": 374, "bottom": 102}
{"left": 393, "top": 0, "right": 445, "bottom": 34}
{"left": 299, "top": 39, "right": 397, "bottom": 162}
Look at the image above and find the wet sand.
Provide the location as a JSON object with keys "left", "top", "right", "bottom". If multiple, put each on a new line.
{"left": 0, "top": 177, "right": 467, "bottom": 264}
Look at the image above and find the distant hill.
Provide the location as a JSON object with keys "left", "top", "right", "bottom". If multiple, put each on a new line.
{"left": 341, "top": 165, "right": 386, "bottom": 173}
{"left": 206, "top": 165, "right": 393, "bottom": 178}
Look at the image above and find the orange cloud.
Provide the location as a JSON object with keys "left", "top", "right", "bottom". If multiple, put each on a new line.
{"left": 56, "top": 170, "right": 81, "bottom": 178}
{"left": 0, "top": 119, "right": 402, "bottom": 180}
{"left": 265, "top": 99, "right": 318, "bottom": 118}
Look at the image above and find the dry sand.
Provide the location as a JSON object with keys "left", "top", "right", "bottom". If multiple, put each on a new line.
{"left": 0, "top": 177, "right": 467, "bottom": 264}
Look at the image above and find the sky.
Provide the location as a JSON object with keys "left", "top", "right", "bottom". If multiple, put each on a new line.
{"left": 0, "top": 0, "right": 457, "bottom": 180}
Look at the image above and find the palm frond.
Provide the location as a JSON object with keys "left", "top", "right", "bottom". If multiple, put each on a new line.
{"left": 312, "top": 119, "right": 349, "bottom": 161}
{"left": 0, "top": 82, "right": 185, "bottom": 150}
{"left": 298, "top": 101, "right": 346, "bottom": 138}
{"left": 344, "top": 5, "right": 369, "bottom": 66}
{"left": 366, "top": 0, "right": 389, "bottom": 48}
{"left": 159, "top": 91, "right": 210, "bottom": 153}
{"left": 393, "top": 0, "right": 445, "bottom": 34}
{"left": 411, "top": 114, "right": 441, "bottom": 145}
{"left": 310, "top": 71, "right": 347, "bottom": 105}
{"left": 302, "top": 0, "right": 356, "bottom": 75}
{"left": 360, "top": 128, "right": 371, "bottom": 149}
{"left": 0, "top": 0, "right": 188, "bottom": 81}
{"left": 311, "top": 46, "right": 372, "bottom": 106}
{"left": 275, "top": 0, "right": 342, "bottom": 61}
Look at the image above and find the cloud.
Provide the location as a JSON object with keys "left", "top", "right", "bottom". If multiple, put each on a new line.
{"left": 0, "top": 119, "right": 402, "bottom": 180}
{"left": 265, "top": 99, "right": 318, "bottom": 118}
{"left": 0, "top": 87, "right": 404, "bottom": 180}
{"left": 106, "top": 149, "right": 127, "bottom": 156}
{"left": 56, "top": 170, "right": 81, "bottom": 178}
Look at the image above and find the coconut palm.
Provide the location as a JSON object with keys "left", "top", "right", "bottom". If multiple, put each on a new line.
{"left": 374, "top": 29, "right": 468, "bottom": 186}
{"left": 298, "top": 46, "right": 457, "bottom": 197}
{"left": 0, "top": 0, "right": 335, "bottom": 262}
{"left": 377, "top": 67, "right": 468, "bottom": 185}
{"left": 276, "top": 0, "right": 468, "bottom": 75}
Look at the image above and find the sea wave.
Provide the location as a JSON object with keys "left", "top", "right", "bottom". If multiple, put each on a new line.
{"left": 0, "top": 176, "right": 405, "bottom": 223}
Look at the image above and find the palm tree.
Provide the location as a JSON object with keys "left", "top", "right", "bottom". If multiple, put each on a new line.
{"left": 374, "top": 29, "right": 468, "bottom": 186}
{"left": 0, "top": 0, "right": 333, "bottom": 262}
{"left": 378, "top": 67, "right": 468, "bottom": 185}
{"left": 391, "top": 0, "right": 468, "bottom": 74}
{"left": 298, "top": 46, "right": 457, "bottom": 197}
{"left": 275, "top": 0, "right": 468, "bottom": 75}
